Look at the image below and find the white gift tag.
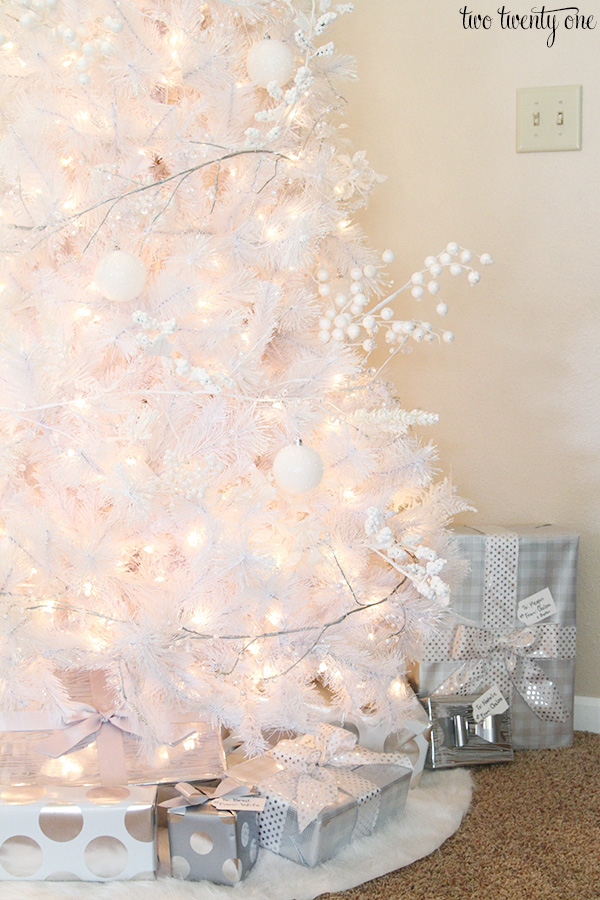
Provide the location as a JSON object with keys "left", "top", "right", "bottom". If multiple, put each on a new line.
{"left": 472, "top": 685, "right": 509, "bottom": 723}
{"left": 517, "top": 587, "right": 557, "bottom": 625}
{"left": 211, "top": 796, "right": 266, "bottom": 812}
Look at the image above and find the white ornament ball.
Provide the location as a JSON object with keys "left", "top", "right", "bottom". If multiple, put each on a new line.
{"left": 382, "top": 249, "right": 395, "bottom": 263}
{"left": 246, "top": 39, "right": 295, "bottom": 88}
{"left": 447, "top": 242, "right": 460, "bottom": 255}
{"left": 480, "top": 253, "right": 493, "bottom": 266}
{"left": 427, "top": 280, "right": 440, "bottom": 295}
{"left": 411, "top": 272, "right": 424, "bottom": 285}
{"left": 362, "top": 315, "right": 376, "bottom": 330}
{"left": 411, "top": 286, "right": 424, "bottom": 300}
{"left": 381, "top": 307, "right": 394, "bottom": 320}
{"left": 460, "top": 249, "right": 473, "bottom": 264}
{"left": 439, "top": 252, "right": 452, "bottom": 265}
{"left": 443, "top": 330, "right": 455, "bottom": 343}
{"left": 363, "top": 264, "right": 377, "bottom": 279}
{"left": 95, "top": 250, "right": 147, "bottom": 302}
{"left": 331, "top": 328, "right": 345, "bottom": 342}
{"left": 468, "top": 270, "right": 481, "bottom": 285}
{"left": 273, "top": 442, "right": 324, "bottom": 494}
{"left": 347, "top": 323, "right": 361, "bottom": 340}
{"left": 317, "top": 267, "right": 330, "bottom": 282}
{"left": 436, "top": 302, "right": 449, "bottom": 316}
{"left": 449, "top": 263, "right": 462, "bottom": 276}
{"left": 429, "top": 263, "right": 442, "bottom": 277}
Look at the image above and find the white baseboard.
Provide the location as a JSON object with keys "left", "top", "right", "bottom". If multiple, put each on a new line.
{"left": 574, "top": 695, "right": 600, "bottom": 733}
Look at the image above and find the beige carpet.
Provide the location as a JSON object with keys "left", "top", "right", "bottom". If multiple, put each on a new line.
{"left": 321, "top": 731, "right": 600, "bottom": 900}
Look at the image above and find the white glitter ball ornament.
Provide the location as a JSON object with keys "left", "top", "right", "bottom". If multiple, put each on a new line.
{"left": 246, "top": 39, "right": 295, "bottom": 88}
{"left": 273, "top": 440, "right": 324, "bottom": 494}
{"left": 95, "top": 250, "right": 147, "bottom": 302}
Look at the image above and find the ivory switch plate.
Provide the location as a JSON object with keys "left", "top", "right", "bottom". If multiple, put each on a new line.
{"left": 517, "top": 85, "right": 582, "bottom": 152}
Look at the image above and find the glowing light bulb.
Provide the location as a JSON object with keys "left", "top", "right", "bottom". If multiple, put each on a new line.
{"left": 143, "top": 544, "right": 155, "bottom": 554}
{"left": 389, "top": 679, "right": 404, "bottom": 696}
{"left": 318, "top": 662, "right": 327, "bottom": 674}
{"left": 183, "top": 737, "right": 196, "bottom": 751}
{"left": 267, "top": 607, "right": 282, "bottom": 626}
{"left": 186, "top": 530, "right": 205, "bottom": 548}
{"left": 83, "top": 582, "right": 93, "bottom": 597}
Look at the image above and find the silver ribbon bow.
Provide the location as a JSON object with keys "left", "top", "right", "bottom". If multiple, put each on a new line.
{"left": 424, "top": 532, "right": 576, "bottom": 723}
{"left": 263, "top": 723, "right": 412, "bottom": 833}
{"left": 160, "top": 778, "right": 252, "bottom": 813}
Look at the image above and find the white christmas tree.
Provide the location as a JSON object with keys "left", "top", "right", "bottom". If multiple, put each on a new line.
{"left": 0, "top": 0, "right": 489, "bottom": 759}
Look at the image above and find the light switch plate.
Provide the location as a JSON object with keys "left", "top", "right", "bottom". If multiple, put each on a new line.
{"left": 517, "top": 85, "right": 582, "bottom": 152}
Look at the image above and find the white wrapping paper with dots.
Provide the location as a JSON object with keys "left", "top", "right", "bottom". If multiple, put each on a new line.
{"left": 416, "top": 526, "right": 578, "bottom": 750}
{"left": 0, "top": 784, "right": 156, "bottom": 881}
{"left": 228, "top": 724, "right": 412, "bottom": 867}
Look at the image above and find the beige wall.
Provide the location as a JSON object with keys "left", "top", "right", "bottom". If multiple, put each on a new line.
{"left": 335, "top": 3, "right": 600, "bottom": 697}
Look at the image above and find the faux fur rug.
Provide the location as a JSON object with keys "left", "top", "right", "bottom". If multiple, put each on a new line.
{"left": 3, "top": 769, "right": 472, "bottom": 900}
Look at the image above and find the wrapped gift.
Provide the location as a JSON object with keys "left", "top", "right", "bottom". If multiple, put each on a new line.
{"left": 228, "top": 724, "right": 413, "bottom": 867}
{"left": 0, "top": 670, "right": 225, "bottom": 786}
{"left": 421, "top": 695, "right": 514, "bottom": 768}
{"left": 307, "top": 683, "right": 431, "bottom": 787}
{"left": 161, "top": 779, "right": 262, "bottom": 883}
{"left": 416, "top": 526, "right": 578, "bottom": 749}
{"left": 0, "top": 784, "right": 156, "bottom": 881}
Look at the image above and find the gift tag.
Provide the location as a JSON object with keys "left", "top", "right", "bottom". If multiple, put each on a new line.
{"left": 517, "top": 588, "right": 557, "bottom": 626}
{"left": 472, "top": 685, "right": 509, "bottom": 723}
{"left": 211, "top": 796, "right": 266, "bottom": 812}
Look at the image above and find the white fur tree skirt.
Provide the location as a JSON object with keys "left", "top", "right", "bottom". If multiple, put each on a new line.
{"left": 5, "top": 769, "right": 472, "bottom": 900}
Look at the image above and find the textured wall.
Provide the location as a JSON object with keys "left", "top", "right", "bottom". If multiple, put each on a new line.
{"left": 335, "top": 2, "right": 600, "bottom": 696}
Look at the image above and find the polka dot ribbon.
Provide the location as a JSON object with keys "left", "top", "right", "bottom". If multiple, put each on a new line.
{"left": 261, "top": 723, "right": 413, "bottom": 836}
{"left": 427, "top": 533, "right": 576, "bottom": 723}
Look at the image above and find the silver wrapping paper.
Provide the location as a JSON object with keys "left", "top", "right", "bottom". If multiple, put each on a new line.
{"left": 0, "top": 724, "right": 225, "bottom": 787}
{"left": 240, "top": 762, "right": 411, "bottom": 868}
{"left": 416, "top": 526, "right": 578, "bottom": 750}
{"left": 421, "top": 696, "right": 514, "bottom": 768}
{"left": 0, "top": 784, "right": 156, "bottom": 881}
{"left": 163, "top": 789, "right": 259, "bottom": 884}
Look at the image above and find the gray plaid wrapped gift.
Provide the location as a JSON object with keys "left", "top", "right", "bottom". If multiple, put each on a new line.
{"left": 228, "top": 723, "right": 412, "bottom": 867}
{"left": 416, "top": 526, "right": 578, "bottom": 749}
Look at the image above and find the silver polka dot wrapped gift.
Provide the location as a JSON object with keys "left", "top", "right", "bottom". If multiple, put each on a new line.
{"left": 227, "top": 723, "right": 413, "bottom": 867}
{"left": 415, "top": 526, "right": 578, "bottom": 750}
{"left": 0, "top": 785, "right": 156, "bottom": 881}
{"left": 160, "top": 779, "right": 261, "bottom": 883}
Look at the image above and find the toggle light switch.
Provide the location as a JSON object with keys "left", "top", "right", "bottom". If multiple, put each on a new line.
{"left": 517, "top": 85, "right": 582, "bottom": 152}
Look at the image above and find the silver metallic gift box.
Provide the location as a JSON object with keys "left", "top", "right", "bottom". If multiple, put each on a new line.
{"left": 416, "top": 526, "right": 578, "bottom": 750}
{"left": 163, "top": 785, "right": 260, "bottom": 884}
{"left": 0, "top": 784, "right": 156, "bottom": 881}
{"left": 0, "top": 671, "right": 226, "bottom": 786}
{"left": 421, "top": 696, "right": 514, "bottom": 768}
{"left": 229, "top": 725, "right": 413, "bottom": 868}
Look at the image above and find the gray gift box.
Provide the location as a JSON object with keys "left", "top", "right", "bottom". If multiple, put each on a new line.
{"left": 229, "top": 755, "right": 412, "bottom": 868}
{"left": 163, "top": 785, "right": 259, "bottom": 884}
{"left": 421, "top": 696, "right": 514, "bottom": 768}
{"left": 416, "top": 525, "right": 578, "bottom": 750}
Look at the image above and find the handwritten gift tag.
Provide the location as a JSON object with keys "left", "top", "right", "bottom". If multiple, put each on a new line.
{"left": 472, "top": 685, "right": 509, "bottom": 723}
{"left": 517, "top": 588, "right": 557, "bottom": 626}
{"left": 211, "top": 796, "right": 266, "bottom": 812}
